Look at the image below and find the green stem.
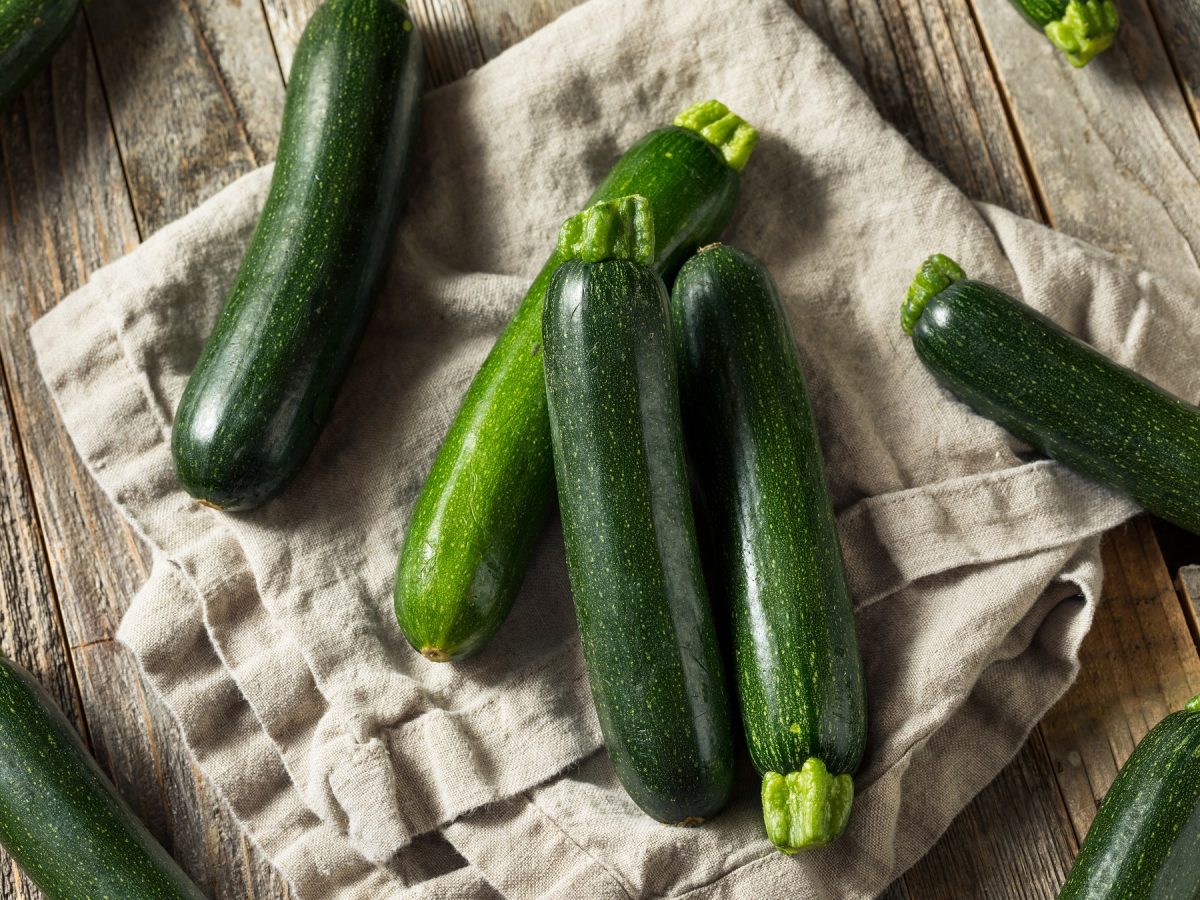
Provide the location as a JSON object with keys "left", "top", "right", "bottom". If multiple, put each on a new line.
{"left": 1187, "top": 694, "right": 1200, "bottom": 713}
{"left": 557, "top": 194, "right": 655, "bottom": 265}
{"left": 901, "top": 253, "right": 966, "bottom": 335}
{"left": 674, "top": 100, "right": 759, "bottom": 173}
{"left": 1044, "top": 1, "right": 1119, "bottom": 68}
{"left": 761, "top": 758, "right": 854, "bottom": 853}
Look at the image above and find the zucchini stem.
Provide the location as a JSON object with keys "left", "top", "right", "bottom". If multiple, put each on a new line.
{"left": 557, "top": 195, "right": 655, "bottom": 265}
{"left": 674, "top": 100, "right": 759, "bottom": 172}
{"left": 901, "top": 253, "right": 966, "bottom": 335}
{"left": 1187, "top": 694, "right": 1200, "bottom": 713}
{"left": 761, "top": 758, "right": 854, "bottom": 853}
{"left": 1044, "top": 1, "right": 1119, "bottom": 68}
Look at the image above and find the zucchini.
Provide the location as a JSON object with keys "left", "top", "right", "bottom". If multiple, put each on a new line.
{"left": 671, "top": 244, "right": 866, "bottom": 852}
{"left": 543, "top": 197, "right": 735, "bottom": 824}
{"left": 0, "top": 656, "right": 206, "bottom": 899}
{"left": 0, "top": 0, "right": 81, "bottom": 109}
{"left": 394, "top": 100, "right": 758, "bottom": 661}
{"left": 1059, "top": 694, "right": 1200, "bottom": 899}
{"left": 172, "top": 0, "right": 423, "bottom": 511}
{"left": 902, "top": 254, "right": 1200, "bottom": 537}
{"left": 1006, "top": 0, "right": 1118, "bottom": 67}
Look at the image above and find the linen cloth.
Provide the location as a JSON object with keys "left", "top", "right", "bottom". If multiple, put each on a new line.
{"left": 29, "top": 0, "right": 1200, "bottom": 895}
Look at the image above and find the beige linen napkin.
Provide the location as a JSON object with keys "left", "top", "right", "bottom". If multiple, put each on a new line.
{"left": 30, "top": 0, "right": 1200, "bottom": 896}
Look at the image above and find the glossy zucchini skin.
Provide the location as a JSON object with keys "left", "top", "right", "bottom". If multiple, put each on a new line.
{"left": 394, "top": 102, "right": 757, "bottom": 662}
{"left": 904, "top": 255, "right": 1200, "bottom": 537}
{"left": 543, "top": 250, "right": 734, "bottom": 825}
{"left": 1059, "top": 695, "right": 1200, "bottom": 899}
{"left": 1006, "top": 0, "right": 1118, "bottom": 67}
{"left": 172, "top": 0, "right": 422, "bottom": 511}
{"left": 672, "top": 245, "right": 866, "bottom": 852}
{"left": 0, "top": 656, "right": 206, "bottom": 899}
{"left": 0, "top": 0, "right": 80, "bottom": 110}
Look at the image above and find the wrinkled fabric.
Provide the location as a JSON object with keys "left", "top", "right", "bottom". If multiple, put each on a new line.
{"left": 30, "top": 0, "right": 1199, "bottom": 896}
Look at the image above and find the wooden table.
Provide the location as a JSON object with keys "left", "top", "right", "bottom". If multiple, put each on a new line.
{"left": 2, "top": 1, "right": 1199, "bottom": 897}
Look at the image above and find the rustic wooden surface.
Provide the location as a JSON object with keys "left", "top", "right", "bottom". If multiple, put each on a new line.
{"left": 0, "top": 0, "right": 1198, "bottom": 897}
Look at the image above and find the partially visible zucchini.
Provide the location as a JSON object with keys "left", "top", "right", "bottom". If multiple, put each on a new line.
{"left": 671, "top": 244, "right": 866, "bottom": 853}
{"left": 1006, "top": 0, "right": 1118, "bottom": 67}
{"left": 543, "top": 197, "right": 735, "bottom": 825}
{"left": 1059, "top": 694, "right": 1200, "bottom": 899}
{"left": 902, "top": 254, "right": 1200, "bottom": 537}
{"left": 0, "top": 656, "right": 207, "bottom": 899}
{"left": 0, "top": 0, "right": 81, "bottom": 109}
{"left": 172, "top": 0, "right": 423, "bottom": 511}
{"left": 394, "top": 100, "right": 758, "bottom": 662}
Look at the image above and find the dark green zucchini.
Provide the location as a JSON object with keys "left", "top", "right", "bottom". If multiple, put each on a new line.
{"left": 671, "top": 244, "right": 866, "bottom": 852}
{"left": 0, "top": 656, "right": 206, "bottom": 899}
{"left": 172, "top": 0, "right": 422, "bottom": 511}
{"left": 0, "top": 0, "right": 81, "bottom": 109}
{"left": 903, "top": 254, "right": 1200, "bottom": 537}
{"left": 1006, "top": 0, "right": 1118, "bottom": 67}
{"left": 1059, "top": 694, "right": 1200, "bottom": 899}
{"left": 543, "top": 197, "right": 734, "bottom": 825}
{"left": 394, "top": 100, "right": 758, "bottom": 662}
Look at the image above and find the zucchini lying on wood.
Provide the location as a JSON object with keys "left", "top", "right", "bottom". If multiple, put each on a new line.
{"left": 394, "top": 99, "right": 758, "bottom": 662}
{"left": 543, "top": 197, "right": 735, "bottom": 825}
{"left": 1059, "top": 694, "right": 1200, "bottom": 899}
{"left": 1006, "top": 0, "right": 1118, "bottom": 68}
{"left": 0, "top": 656, "right": 207, "bottom": 899}
{"left": 672, "top": 244, "right": 866, "bottom": 852}
{"left": 172, "top": 0, "right": 423, "bottom": 511}
{"left": 0, "top": 0, "right": 81, "bottom": 110}
{"left": 902, "top": 254, "right": 1200, "bottom": 537}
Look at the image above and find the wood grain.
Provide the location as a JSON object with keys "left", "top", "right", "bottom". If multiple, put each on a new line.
{"left": 85, "top": 0, "right": 279, "bottom": 236}
{"left": 969, "top": 0, "right": 1200, "bottom": 292}
{"left": 0, "top": 11, "right": 290, "bottom": 900}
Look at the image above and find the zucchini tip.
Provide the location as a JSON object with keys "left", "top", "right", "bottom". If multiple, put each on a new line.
{"left": 761, "top": 758, "right": 854, "bottom": 853}
{"left": 901, "top": 253, "right": 966, "bottom": 335}
{"left": 557, "top": 195, "right": 655, "bottom": 265}
{"left": 674, "top": 99, "right": 758, "bottom": 172}
{"left": 1045, "top": 0, "right": 1119, "bottom": 68}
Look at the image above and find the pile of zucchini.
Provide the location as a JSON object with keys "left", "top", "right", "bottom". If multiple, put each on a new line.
{"left": 0, "top": 0, "right": 1185, "bottom": 890}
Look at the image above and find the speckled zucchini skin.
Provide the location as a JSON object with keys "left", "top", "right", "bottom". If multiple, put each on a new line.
{"left": 394, "top": 106, "right": 755, "bottom": 662}
{"left": 0, "top": 656, "right": 206, "bottom": 899}
{"left": 908, "top": 272, "right": 1200, "bottom": 536}
{"left": 1059, "top": 695, "right": 1200, "bottom": 899}
{"left": 543, "top": 257, "right": 734, "bottom": 825}
{"left": 172, "top": 0, "right": 422, "bottom": 511}
{"left": 0, "top": 0, "right": 80, "bottom": 109}
{"left": 671, "top": 245, "right": 866, "bottom": 848}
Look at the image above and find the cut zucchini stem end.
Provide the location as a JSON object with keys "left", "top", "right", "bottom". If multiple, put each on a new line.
{"left": 674, "top": 99, "right": 759, "bottom": 173}
{"left": 1045, "top": 0, "right": 1119, "bottom": 68}
{"left": 901, "top": 253, "right": 966, "bottom": 335}
{"left": 761, "top": 758, "right": 854, "bottom": 854}
{"left": 557, "top": 194, "right": 655, "bottom": 265}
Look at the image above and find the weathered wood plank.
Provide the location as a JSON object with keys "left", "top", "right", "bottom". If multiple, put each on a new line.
{"left": 85, "top": 0, "right": 280, "bottom": 236}
{"left": 968, "top": 0, "right": 1200, "bottom": 292}
{"left": 1174, "top": 565, "right": 1200, "bottom": 655}
{"left": 794, "top": 0, "right": 1041, "bottom": 220}
{"left": 1145, "top": 1, "right": 1200, "bottom": 137}
{"left": 0, "top": 15, "right": 289, "bottom": 900}
{"left": 1039, "top": 518, "right": 1200, "bottom": 842}
{"left": 903, "top": 730, "right": 1077, "bottom": 900}
{"left": 463, "top": 0, "right": 580, "bottom": 59}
